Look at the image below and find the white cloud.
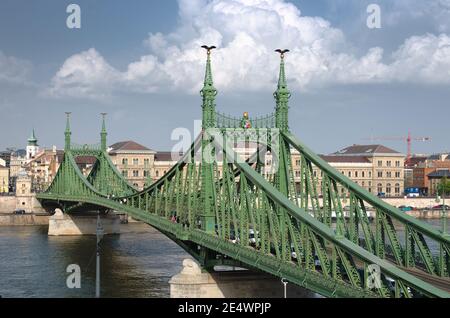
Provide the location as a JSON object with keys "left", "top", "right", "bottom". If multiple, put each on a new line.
{"left": 47, "top": 0, "right": 450, "bottom": 100}
{"left": 389, "top": 33, "right": 450, "bottom": 83}
{"left": 0, "top": 51, "right": 32, "bottom": 84}
{"left": 46, "top": 48, "right": 119, "bottom": 100}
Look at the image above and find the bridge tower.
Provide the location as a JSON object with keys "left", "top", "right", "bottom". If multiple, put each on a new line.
{"left": 200, "top": 46, "right": 217, "bottom": 234}
{"left": 273, "top": 50, "right": 294, "bottom": 261}
{"left": 273, "top": 50, "right": 293, "bottom": 196}
{"left": 274, "top": 49, "right": 290, "bottom": 133}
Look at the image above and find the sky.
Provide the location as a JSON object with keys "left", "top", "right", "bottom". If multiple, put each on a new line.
{"left": 1, "top": 0, "right": 450, "bottom": 155}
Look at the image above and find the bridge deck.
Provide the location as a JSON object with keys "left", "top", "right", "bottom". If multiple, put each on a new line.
{"left": 404, "top": 267, "right": 450, "bottom": 293}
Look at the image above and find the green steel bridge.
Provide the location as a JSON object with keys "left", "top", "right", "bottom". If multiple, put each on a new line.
{"left": 37, "top": 48, "right": 450, "bottom": 298}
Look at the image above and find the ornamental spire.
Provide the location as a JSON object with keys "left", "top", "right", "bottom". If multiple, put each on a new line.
{"left": 100, "top": 113, "right": 107, "bottom": 151}
{"left": 274, "top": 49, "right": 290, "bottom": 132}
{"left": 200, "top": 45, "right": 218, "bottom": 130}
{"left": 28, "top": 129, "right": 38, "bottom": 145}
{"left": 201, "top": 45, "right": 217, "bottom": 91}
{"left": 65, "top": 112, "right": 71, "bottom": 151}
{"left": 275, "top": 49, "right": 290, "bottom": 91}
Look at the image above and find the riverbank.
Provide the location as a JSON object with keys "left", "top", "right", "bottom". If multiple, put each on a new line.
{"left": 0, "top": 212, "right": 132, "bottom": 227}
{"left": 0, "top": 213, "right": 50, "bottom": 226}
{"left": 0, "top": 210, "right": 445, "bottom": 227}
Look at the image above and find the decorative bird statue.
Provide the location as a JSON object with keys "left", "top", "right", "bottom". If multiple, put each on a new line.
{"left": 201, "top": 45, "right": 217, "bottom": 55}
{"left": 275, "top": 49, "right": 290, "bottom": 58}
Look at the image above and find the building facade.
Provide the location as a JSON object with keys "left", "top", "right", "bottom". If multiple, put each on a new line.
{"left": 427, "top": 169, "right": 450, "bottom": 196}
{"left": 15, "top": 170, "right": 33, "bottom": 212}
{"left": 0, "top": 158, "right": 9, "bottom": 193}
{"left": 108, "top": 141, "right": 156, "bottom": 189}
{"left": 410, "top": 153, "right": 450, "bottom": 195}
{"left": 23, "top": 147, "right": 64, "bottom": 192}
{"left": 290, "top": 144, "right": 405, "bottom": 197}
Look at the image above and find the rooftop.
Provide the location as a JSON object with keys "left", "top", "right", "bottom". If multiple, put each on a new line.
{"left": 332, "top": 144, "right": 402, "bottom": 157}
{"left": 109, "top": 141, "right": 155, "bottom": 153}
{"left": 427, "top": 170, "right": 450, "bottom": 178}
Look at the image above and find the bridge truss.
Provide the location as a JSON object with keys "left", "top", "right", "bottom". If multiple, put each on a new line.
{"left": 38, "top": 49, "right": 450, "bottom": 298}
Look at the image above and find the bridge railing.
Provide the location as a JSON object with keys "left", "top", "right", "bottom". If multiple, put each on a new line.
{"left": 283, "top": 132, "right": 450, "bottom": 279}
{"left": 215, "top": 111, "right": 276, "bottom": 129}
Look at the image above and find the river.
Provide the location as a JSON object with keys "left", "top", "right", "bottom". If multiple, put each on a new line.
{"left": 0, "top": 223, "right": 190, "bottom": 298}
{"left": 0, "top": 219, "right": 445, "bottom": 298}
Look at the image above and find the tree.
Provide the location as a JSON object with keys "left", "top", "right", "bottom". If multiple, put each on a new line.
{"left": 438, "top": 176, "right": 450, "bottom": 196}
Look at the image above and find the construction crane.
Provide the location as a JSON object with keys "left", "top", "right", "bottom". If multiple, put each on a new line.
{"left": 363, "top": 131, "right": 432, "bottom": 163}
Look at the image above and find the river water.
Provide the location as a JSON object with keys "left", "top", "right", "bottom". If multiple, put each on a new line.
{"left": 0, "top": 223, "right": 190, "bottom": 298}
{"left": 0, "top": 219, "right": 445, "bottom": 298}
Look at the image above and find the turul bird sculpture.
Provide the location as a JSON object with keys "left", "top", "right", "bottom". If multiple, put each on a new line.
{"left": 201, "top": 45, "right": 217, "bottom": 55}
{"left": 275, "top": 49, "right": 290, "bottom": 58}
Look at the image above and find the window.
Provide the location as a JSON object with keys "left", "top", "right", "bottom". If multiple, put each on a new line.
{"left": 378, "top": 171, "right": 383, "bottom": 178}
{"left": 395, "top": 161, "right": 401, "bottom": 167}
{"left": 362, "top": 171, "right": 365, "bottom": 178}
{"left": 156, "top": 170, "right": 159, "bottom": 177}
{"left": 387, "top": 161, "right": 392, "bottom": 167}
{"left": 133, "top": 158, "right": 139, "bottom": 166}
{"left": 378, "top": 161, "right": 383, "bottom": 167}
{"left": 122, "top": 158, "right": 128, "bottom": 165}
{"left": 133, "top": 170, "right": 139, "bottom": 177}
{"left": 355, "top": 171, "right": 359, "bottom": 178}
{"left": 386, "top": 183, "right": 392, "bottom": 194}
{"left": 144, "top": 159, "right": 150, "bottom": 166}
{"left": 377, "top": 184, "right": 383, "bottom": 193}
{"left": 122, "top": 170, "right": 128, "bottom": 178}
{"left": 386, "top": 172, "right": 392, "bottom": 178}
{"left": 295, "top": 171, "right": 301, "bottom": 178}
{"left": 395, "top": 183, "right": 400, "bottom": 194}
{"left": 395, "top": 172, "right": 401, "bottom": 178}
{"left": 369, "top": 171, "right": 372, "bottom": 178}
{"left": 348, "top": 171, "right": 352, "bottom": 178}
{"left": 295, "top": 159, "right": 301, "bottom": 166}
{"left": 144, "top": 170, "right": 150, "bottom": 177}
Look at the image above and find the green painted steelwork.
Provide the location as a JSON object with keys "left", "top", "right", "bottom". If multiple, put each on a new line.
{"left": 37, "top": 48, "right": 450, "bottom": 298}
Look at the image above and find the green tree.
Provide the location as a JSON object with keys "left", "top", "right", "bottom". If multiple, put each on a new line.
{"left": 437, "top": 176, "right": 450, "bottom": 196}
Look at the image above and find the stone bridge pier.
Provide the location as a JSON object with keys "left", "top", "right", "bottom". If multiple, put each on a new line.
{"left": 169, "top": 259, "right": 318, "bottom": 298}
{"left": 48, "top": 209, "right": 121, "bottom": 236}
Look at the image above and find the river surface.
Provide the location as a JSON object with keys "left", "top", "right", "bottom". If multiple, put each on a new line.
{"left": 0, "top": 219, "right": 445, "bottom": 298}
{"left": 0, "top": 223, "right": 190, "bottom": 298}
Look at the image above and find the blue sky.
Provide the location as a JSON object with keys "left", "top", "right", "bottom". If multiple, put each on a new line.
{"left": 1, "top": 0, "right": 450, "bottom": 155}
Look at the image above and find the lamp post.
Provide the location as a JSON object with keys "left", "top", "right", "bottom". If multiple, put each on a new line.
{"left": 95, "top": 212, "right": 104, "bottom": 298}
{"left": 437, "top": 183, "right": 448, "bottom": 237}
{"left": 442, "top": 190, "right": 447, "bottom": 237}
{"left": 281, "top": 278, "right": 288, "bottom": 298}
